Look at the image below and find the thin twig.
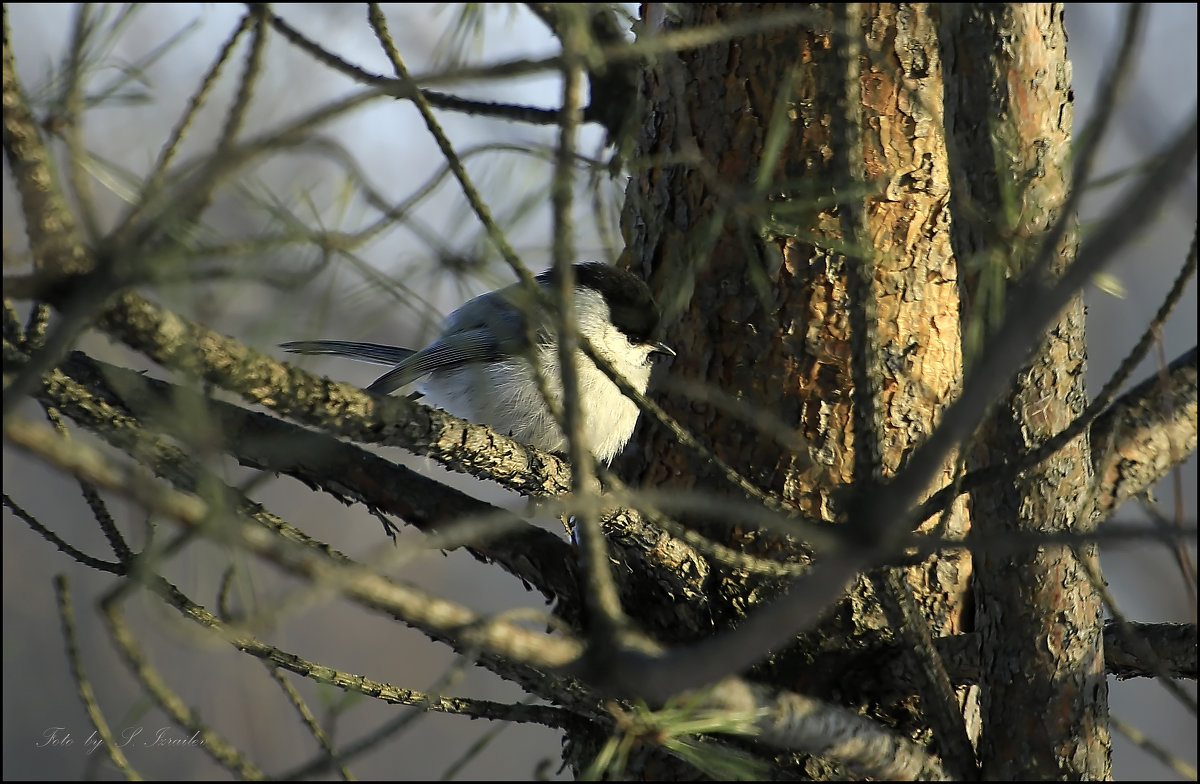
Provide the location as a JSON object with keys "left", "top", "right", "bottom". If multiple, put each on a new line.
{"left": 549, "top": 5, "right": 628, "bottom": 649}
{"left": 55, "top": 576, "right": 144, "bottom": 780}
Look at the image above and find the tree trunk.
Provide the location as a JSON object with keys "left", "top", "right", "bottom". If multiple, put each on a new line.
{"left": 567, "top": 2, "right": 1110, "bottom": 779}
{"left": 941, "top": 4, "right": 1110, "bottom": 778}
{"left": 592, "top": 2, "right": 983, "bottom": 777}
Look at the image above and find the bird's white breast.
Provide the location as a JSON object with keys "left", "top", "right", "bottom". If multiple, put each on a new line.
{"left": 418, "top": 288, "right": 655, "bottom": 463}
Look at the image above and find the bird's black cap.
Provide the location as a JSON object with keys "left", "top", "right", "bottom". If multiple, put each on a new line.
{"left": 538, "top": 262, "right": 662, "bottom": 344}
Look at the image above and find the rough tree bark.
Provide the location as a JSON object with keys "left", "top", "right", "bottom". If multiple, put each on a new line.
{"left": 941, "top": 4, "right": 1109, "bottom": 778}
{"left": 8, "top": 3, "right": 1192, "bottom": 780}
{"left": 579, "top": 2, "right": 1105, "bottom": 779}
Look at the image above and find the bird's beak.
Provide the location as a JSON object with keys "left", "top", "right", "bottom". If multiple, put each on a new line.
{"left": 650, "top": 341, "right": 675, "bottom": 357}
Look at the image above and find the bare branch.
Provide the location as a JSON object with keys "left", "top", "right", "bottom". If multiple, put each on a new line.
{"left": 56, "top": 349, "right": 579, "bottom": 602}
{"left": 92, "top": 289, "right": 574, "bottom": 497}
{"left": 1089, "top": 347, "right": 1198, "bottom": 520}
{"left": 703, "top": 678, "right": 949, "bottom": 780}
{"left": 54, "top": 576, "right": 144, "bottom": 780}
{"left": 5, "top": 415, "right": 209, "bottom": 525}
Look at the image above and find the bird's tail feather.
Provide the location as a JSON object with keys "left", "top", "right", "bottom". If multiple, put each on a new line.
{"left": 279, "top": 340, "right": 416, "bottom": 367}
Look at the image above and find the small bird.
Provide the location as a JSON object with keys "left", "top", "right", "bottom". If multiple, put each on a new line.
{"left": 281, "top": 262, "right": 673, "bottom": 463}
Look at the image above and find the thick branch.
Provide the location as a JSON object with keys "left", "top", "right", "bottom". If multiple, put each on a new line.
{"left": 55, "top": 350, "right": 579, "bottom": 603}
{"left": 705, "top": 679, "right": 948, "bottom": 780}
{"left": 29, "top": 362, "right": 605, "bottom": 707}
{"left": 1, "top": 6, "right": 91, "bottom": 276}
{"left": 824, "top": 621, "right": 1197, "bottom": 686}
{"left": 89, "top": 289, "right": 574, "bottom": 497}
{"left": 1089, "top": 347, "right": 1198, "bottom": 520}
{"left": 1102, "top": 621, "right": 1197, "bottom": 681}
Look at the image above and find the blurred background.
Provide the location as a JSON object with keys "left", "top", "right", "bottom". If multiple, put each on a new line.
{"left": 3, "top": 4, "right": 1195, "bottom": 779}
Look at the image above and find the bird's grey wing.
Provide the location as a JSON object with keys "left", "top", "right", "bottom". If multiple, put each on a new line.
{"left": 365, "top": 328, "right": 508, "bottom": 394}
{"left": 283, "top": 284, "right": 549, "bottom": 395}
{"left": 367, "top": 285, "right": 553, "bottom": 394}
{"left": 280, "top": 340, "right": 416, "bottom": 367}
